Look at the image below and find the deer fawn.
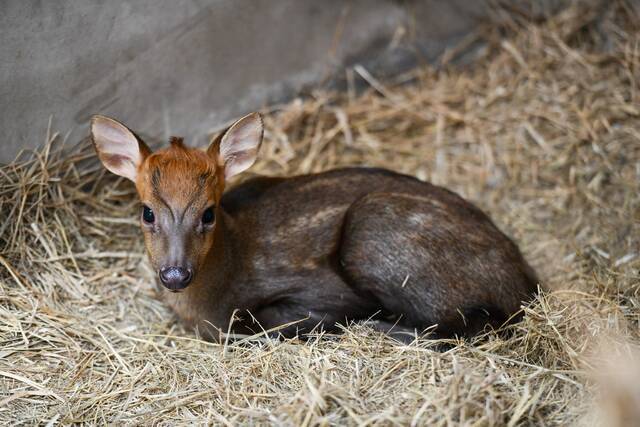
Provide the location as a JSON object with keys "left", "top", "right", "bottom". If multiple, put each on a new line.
{"left": 91, "top": 112, "right": 538, "bottom": 342}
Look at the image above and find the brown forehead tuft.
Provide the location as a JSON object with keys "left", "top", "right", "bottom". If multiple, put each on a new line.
{"left": 137, "top": 143, "right": 224, "bottom": 208}
{"left": 145, "top": 138, "right": 211, "bottom": 168}
{"left": 143, "top": 141, "right": 217, "bottom": 189}
{"left": 169, "top": 136, "right": 185, "bottom": 148}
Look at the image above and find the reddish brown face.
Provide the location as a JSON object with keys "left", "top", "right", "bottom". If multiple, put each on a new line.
{"left": 134, "top": 142, "right": 222, "bottom": 290}
{"left": 90, "top": 113, "right": 263, "bottom": 291}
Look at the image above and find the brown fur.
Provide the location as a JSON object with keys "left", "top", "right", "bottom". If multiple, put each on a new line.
{"left": 139, "top": 155, "right": 538, "bottom": 341}
{"left": 92, "top": 115, "right": 539, "bottom": 342}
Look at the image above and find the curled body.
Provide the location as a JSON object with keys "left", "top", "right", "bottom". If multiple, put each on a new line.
{"left": 91, "top": 112, "right": 538, "bottom": 342}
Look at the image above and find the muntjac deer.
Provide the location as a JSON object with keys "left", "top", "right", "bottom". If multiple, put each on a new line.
{"left": 91, "top": 112, "right": 538, "bottom": 342}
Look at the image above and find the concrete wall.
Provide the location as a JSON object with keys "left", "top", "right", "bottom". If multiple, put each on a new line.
{"left": 0, "top": 0, "right": 557, "bottom": 163}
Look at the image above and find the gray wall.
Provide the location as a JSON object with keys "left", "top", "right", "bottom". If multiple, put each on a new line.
{"left": 1, "top": 0, "right": 555, "bottom": 163}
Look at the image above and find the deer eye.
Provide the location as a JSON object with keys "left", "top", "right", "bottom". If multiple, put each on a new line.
{"left": 142, "top": 205, "right": 155, "bottom": 224}
{"left": 202, "top": 207, "right": 215, "bottom": 225}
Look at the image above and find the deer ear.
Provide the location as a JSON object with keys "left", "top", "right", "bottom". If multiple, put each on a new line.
{"left": 208, "top": 112, "right": 263, "bottom": 181}
{"left": 90, "top": 115, "right": 151, "bottom": 182}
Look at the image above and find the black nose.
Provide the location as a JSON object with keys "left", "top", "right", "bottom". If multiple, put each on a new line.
{"left": 159, "top": 266, "right": 193, "bottom": 290}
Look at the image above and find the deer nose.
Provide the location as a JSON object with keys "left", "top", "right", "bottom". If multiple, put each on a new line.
{"left": 159, "top": 266, "right": 193, "bottom": 291}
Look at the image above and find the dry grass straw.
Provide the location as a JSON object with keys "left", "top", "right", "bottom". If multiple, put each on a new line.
{"left": 1, "top": 1, "right": 639, "bottom": 425}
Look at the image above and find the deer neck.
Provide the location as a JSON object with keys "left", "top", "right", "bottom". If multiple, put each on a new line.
{"left": 160, "top": 209, "right": 242, "bottom": 337}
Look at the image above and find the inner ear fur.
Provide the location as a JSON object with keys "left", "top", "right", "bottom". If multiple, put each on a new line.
{"left": 90, "top": 115, "right": 151, "bottom": 182}
{"left": 207, "top": 112, "right": 263, "bottom": 181}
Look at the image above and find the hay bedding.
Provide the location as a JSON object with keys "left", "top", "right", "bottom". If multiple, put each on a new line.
{"left": 1, "top": 1, "right": 639, "bottom": 425}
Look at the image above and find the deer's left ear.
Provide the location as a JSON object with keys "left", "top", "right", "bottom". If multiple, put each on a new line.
{"left": 208, "top": 112, "right": 263, "bottom": 181}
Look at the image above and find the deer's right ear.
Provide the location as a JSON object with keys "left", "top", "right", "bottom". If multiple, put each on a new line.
{"left": 90, "top": 115, "right": 151, "bottom": 182}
